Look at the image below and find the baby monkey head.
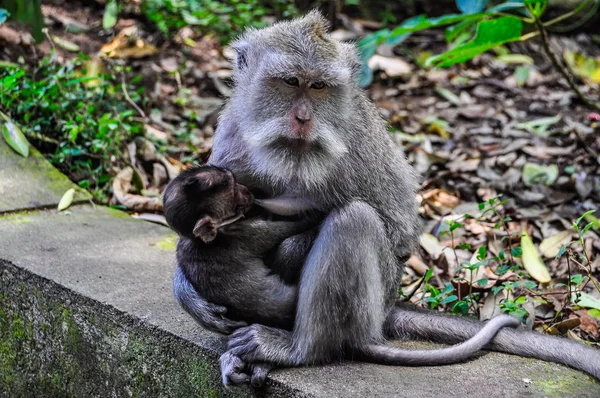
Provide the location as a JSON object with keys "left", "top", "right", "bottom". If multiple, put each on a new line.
{"left": 163, "top": 166, "right": 253, "bottom": 243}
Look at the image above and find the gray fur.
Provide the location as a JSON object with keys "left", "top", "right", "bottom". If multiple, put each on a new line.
{"left": 254, "top": 197, "right": 319, "bottom": 216}
{"left": 174, "top": 10, "right": 600, "bottom": 385}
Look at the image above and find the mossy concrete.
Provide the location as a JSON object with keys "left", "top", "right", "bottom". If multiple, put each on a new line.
{"left": 0, "top": 204, "right": 599, "bottom": 397}
{"left": 0, "top": 138, "right": 90, "bottom": 213}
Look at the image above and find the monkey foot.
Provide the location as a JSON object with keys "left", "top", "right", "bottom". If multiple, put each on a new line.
{"left": 220, "top": 351, "right": 272, "bottom": 388}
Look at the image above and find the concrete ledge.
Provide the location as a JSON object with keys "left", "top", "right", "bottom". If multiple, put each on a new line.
{"left": 0, "top": 139, "right": 91, "bottom": 213}
{"left": 1, "top": 206, "right": 599, "bottom": 397}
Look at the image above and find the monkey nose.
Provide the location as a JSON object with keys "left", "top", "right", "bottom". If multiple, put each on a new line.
{"left": 295, "top": 114, "right": 310, "bottom": 124}
{"left": 294, "top": 104, "right": 312, "bottom": 123}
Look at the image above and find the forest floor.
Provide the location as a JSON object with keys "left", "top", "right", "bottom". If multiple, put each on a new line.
{"left": 2, "top": 3, "right": 600, "bottom": 347}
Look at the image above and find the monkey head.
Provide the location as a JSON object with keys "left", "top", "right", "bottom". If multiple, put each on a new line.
{"left": 225, "top": 10, "right": 362, "bottom": 187}
{"left": 163, "top": 166, "right": 254, "bottom": 243}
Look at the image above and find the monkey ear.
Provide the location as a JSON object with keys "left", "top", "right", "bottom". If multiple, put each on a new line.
{"left": 232, "top": 40, "right": 250, "bottom": 71}
{"left": 340, "top": 43, "right": 362, "bottom": 81}
{"left": 193, "top": 216, "right": 217, "bottom": 243}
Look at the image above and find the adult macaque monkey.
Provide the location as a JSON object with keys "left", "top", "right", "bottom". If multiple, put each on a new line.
{"left": 175, "top": 10, "right": 600, "bottom": 385}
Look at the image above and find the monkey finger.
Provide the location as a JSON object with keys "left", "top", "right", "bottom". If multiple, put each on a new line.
{"left": 220, "top": 319, "right": 248, "bottom": 334}
{"left": 207, "top": 303, "right": 228, "bottom": 315}
{"left": 250, "top": 363, "right": 272, "bottom": 387}
{"left": 210, "top": 319, "right": 247, "bottom": 335}
{"left": 227, "top": 333, "right": 254, "bottom": 350}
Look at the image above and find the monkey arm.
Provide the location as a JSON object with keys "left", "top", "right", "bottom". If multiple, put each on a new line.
{"left": 387, "top": 303, "right": 600, "bottom": 379}
{"left": 265, "top": 228, "right": 317, "bottom": 285}
{"left": 222, "top": 218, "right": 315, "bottom": 256}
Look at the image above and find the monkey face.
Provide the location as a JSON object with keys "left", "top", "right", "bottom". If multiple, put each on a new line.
{"left": 163, "top": 166, "right": 254, "bottom": 243}
{"left": 227, "top": 13, "right": 363, "bottom": 186}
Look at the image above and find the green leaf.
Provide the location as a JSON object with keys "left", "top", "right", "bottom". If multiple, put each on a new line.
{"left": 452, "top": 300, "right": 469, "bottom": 315}
{"left": 1, "top": 112, "right": 29, "bottom": 157}
{"left": 57, "top": 188, "right": 76, "bottom": 212}
{"left": 445, "top": 19, "right": 478, "bottom": 42}
{"left": 51, "top": 36, "right": 80, "bottom": 52}
{"left": 515, "top": 113, "right": 562, "bottom": 136}
{"left": 491, "top": 285, "right": 504, "bottom": 295}
{"left": 522, "top": 163, "right": 558, "bottom": 187}
{"left": 570, "top": 274, "right": 584, "bottom": 285}
{"left": 434, "top": 87, "right": 461, "bottom": 104}
{"left": 457, "top": 0, "right": 488, "bottom": 15}
{"left": 440, "top": 295, "right": 458, "bottom": 304}
{"left": 573, "top": 291, "right": 600, "bottom": 311}
{"left": 584, "top": 212, "right": 600, "bottom": 231}
{"left": 476, "top": 278, "right": 489, "bottom": 287}
{"left": 521, "top": 231, "right": 551, "bottom": 283}
{"left": 514, "top": 65, "right": 530, "bottom": 86}
{"left": 511, "top": 246, "right": 523, "bottom": 258}
{"left": 103, "top": 0, "right": 119, "bottom": 30}
{"left": 0, "top": 9, "right": 9, "bottom": 24}
{"left": 576, "top": 210, "right": 597, "bottom": 227}
{"left": 441, "top": 282, "right": 454, "bottom": 295}
{"left": 477, "top": 245, "right": 487, "bottom": 261}
{"left": 588, "top": 309, "right": 600, "bottom": 319}
{"left": 426, "top": 17, "right": 523, "bottom": 68}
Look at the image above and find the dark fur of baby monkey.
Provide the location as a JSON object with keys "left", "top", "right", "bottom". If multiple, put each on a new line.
{"left": 163, "top": 165, "right": 315, "bottom": 330}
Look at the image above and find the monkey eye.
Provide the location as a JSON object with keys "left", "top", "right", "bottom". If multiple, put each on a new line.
{"left": 283, "top": 77, "right": 300, "bottom": 87}
{"left": 310, "top": 81, "right": 326, "bottom": 90}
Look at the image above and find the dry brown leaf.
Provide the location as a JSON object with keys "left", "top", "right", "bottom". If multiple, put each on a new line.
{"left": 522, "top": 145, "right": 577, "bottom": 160}
{"left": 367, "top": 55, "right": 412, "bottom": 78}
{"left": 539, "top": 230, "right": 574, "bottom": 258}
{"left": 419, "top": 233, "right": 444, "bottom": 260}
{"left": 406, "top": 254, "right": 429, "bottom": 276}
{"left": 100, "top": 26, "right": 158, "bottom": 58}
{"left": 544, "top": 317, "right": 581, "bottom": 335}
{"left": 575, "top": 310, "right": 599, "bottom": 337}
{"left": 113, "top": 167, "right": 163, "bottom": 212}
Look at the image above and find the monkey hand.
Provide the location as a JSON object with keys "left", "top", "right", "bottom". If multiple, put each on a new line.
{"left": 195, "top": 302, "right": 248, "bottom": 335}
{"left": 220, "top": 351, "right": 272, "bottom": 388}
{"left": 227, "top": 324, "right": 291, "bottom": 363}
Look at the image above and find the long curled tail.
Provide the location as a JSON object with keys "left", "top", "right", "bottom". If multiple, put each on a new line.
{"left": 387, "top": 303, "right": 600, "bottom": 379}
{"left": 358, "top": 314, "right": 519, "bottom": 366}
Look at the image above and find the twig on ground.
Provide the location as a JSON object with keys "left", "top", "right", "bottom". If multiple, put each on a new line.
{"left": 533, "top": 15, "right": 600, "bottom": 112}
{"left": 121, "top": 74, "right": 147, "bottom": 120}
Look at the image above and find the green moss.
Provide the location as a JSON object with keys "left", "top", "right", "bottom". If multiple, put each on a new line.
{"left": 0, "top": 264, "right": 254, "bottom": 397}
{"left": 533, "top": 373, "right": 595, "bottom": 396}
{"left": 154, "top": 235, "right": 178, "bottom": 252}
{"left": 105, "top": 206, "right": 133, "bottom": 219}
{"left": 0, "top": 211, "right": 35, "bottom": 224}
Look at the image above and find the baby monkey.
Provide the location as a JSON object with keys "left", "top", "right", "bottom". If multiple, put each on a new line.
{"left": 163, "top": 165, "right": 312, "bottom": 330}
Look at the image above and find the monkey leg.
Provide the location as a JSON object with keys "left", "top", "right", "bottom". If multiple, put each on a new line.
{"left": 226, "top": 201, "right": 388, "bottom": 367}
{"left": 387, "top": 303, "right": 600, "bottom": 380}
{"left": 173, "top": 266, "right": 247, "bottom": 335}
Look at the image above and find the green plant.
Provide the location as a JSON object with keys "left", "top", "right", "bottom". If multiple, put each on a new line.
{"left": 556, "top": 210, "right": 600, "bottom": 295}
{"left": 1, "top": 0, "right": 43, "bottom": 41}
{"left": 359, "top": 0, "right": 600, "bottom": 110}
{"left": 0, "top": 53, "right": 144, "bottom": 202}
{"left": 141, "top": 0, "right": 298, "bottom": 43}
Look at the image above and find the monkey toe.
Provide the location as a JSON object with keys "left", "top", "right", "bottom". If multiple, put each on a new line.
{"left": 250, "top": 362, "right": 272, "bottom": 387}
{"left": 220, "top": 352, "right": 250, "bottom": 387}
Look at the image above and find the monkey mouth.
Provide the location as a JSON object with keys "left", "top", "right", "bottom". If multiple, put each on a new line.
{"left": 271, "top": 136, "right": 313, "bottom": 153}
